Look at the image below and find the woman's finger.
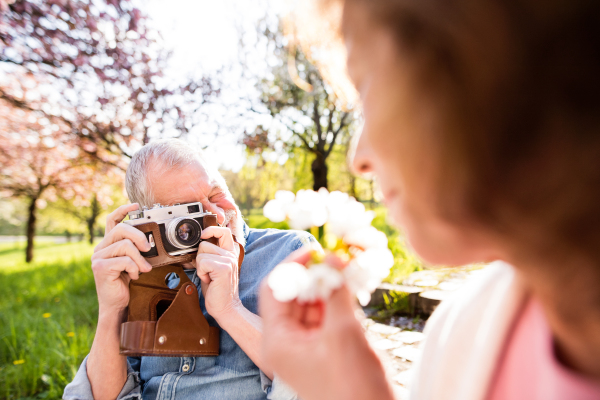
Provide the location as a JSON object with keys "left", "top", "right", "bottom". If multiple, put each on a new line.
{"left": 105, "top": 203, "right": 140, "bottom": 234}
{"left": 259, "top": 282, "right": 302, "bottom": 329}
{"left": 281, "top": 247, "right": 313, "bottom": 266}
{"left": 322, "top": 285, "right": 358, "bottom": 327}
{"left": 302, "top": 301, "right": 324, "bottom": 328}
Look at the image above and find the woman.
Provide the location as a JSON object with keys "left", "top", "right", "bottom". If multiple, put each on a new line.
{"left": 259, "top": 0, "right": 600, "bottom": 399}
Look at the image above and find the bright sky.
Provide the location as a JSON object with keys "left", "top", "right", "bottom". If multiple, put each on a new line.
{"left": 146, "top": 0, "right": 282, "bottom": 172}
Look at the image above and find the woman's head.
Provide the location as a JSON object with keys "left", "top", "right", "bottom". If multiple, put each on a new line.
{"left": 337, "top": 0, "right": 600, "bottom": 265}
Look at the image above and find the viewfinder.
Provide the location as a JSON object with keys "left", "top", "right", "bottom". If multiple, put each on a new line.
{"left": 187, "top": 204, "right": 200, "bottom": 214}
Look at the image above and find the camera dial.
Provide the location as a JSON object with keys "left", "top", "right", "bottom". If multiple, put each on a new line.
{"left": 165, "top": 217, "right": 202, "bottom": 249}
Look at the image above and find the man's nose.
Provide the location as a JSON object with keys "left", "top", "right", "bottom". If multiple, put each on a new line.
{"left": 350, "top": 129, "right": 374, "bottom": 177}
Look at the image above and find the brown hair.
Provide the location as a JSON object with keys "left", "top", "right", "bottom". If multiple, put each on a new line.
{"left": 335, "top": 0, "right": 600, "bottom": 260}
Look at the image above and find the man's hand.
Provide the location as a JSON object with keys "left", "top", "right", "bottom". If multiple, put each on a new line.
{"left": 194, "top": 226, "right": 242, "bottom": 321}
{"left": 91, "top": 203, "right": 152, "bottom": 313}
{"left": 87, "top": 203, "right": 152, "bottom": 400}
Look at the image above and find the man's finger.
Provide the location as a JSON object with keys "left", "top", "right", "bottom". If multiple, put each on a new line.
{"left": 95, "top": 223, "right": 151, "bottom": 253}
{"left": 195, "top": 252, "right": 236, "bottom": 266}
{"left": 201, "top": 226, "right": 234, "bottom": 252}
{"left": 105, "top": 203, "right": 140, "bottom": 234}
{"left": 93, "top": 239, "right": 152, "bottom": 273}
{"left": 198, "top": 240, "right": 234, "bottom": 257}
{"left": 196, "top": 258, "right": 230, "bottom": 282}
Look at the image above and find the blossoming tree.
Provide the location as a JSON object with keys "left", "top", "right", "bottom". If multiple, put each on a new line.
{"left": 0, "top": 99, "right": 117, "bottom": 262}
{"left": 0, "top": 0, "right": 216, "bottom": 160}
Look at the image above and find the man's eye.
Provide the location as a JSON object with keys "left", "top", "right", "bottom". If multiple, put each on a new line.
{"left": 209, "top": 193, "right": 224, "bottom": 202}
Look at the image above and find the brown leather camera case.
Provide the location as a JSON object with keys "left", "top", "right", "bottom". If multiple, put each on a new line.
{"left": 120, "top": 264, "right": 221, "bottom": 357}
{"left": 119, "top": 216, "right": 245, "bottom": 357}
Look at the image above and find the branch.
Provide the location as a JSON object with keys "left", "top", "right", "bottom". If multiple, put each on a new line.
{"left": 325, "top": 112, "right": 349, "bottom": 157}
{"left": 293, "top": 131, "right": 315, "bottom": 152}
{"left": 312, "top": 97, "right": 325, "bottom": 152}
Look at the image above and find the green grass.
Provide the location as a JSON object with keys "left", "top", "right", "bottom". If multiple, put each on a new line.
{"left": 0, "top": 241, "right": 98, "bottom": 399}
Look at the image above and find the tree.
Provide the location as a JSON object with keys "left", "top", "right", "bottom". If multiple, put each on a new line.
{"left": 0, "top": 0, "right": 216, "bottom": 163}
{"left": 50, "top": 179, "right": 123, "bottom": 244}
{"left": 0, "top": 98, "right": 114, "bottom": 261}
{"left": 242, "top": 22, "right": 357, "bottom": 191}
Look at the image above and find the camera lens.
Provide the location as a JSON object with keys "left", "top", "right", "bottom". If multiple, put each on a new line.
{"left": 177, "top": 222, "right": 195, "bottom": 243}
{"left": 166, "top": 217, "right": 202, "bottom": 249}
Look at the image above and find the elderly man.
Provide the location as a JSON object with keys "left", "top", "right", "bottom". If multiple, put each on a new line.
{"left": 64, "top": 139, "right": 315, "bottom": 400}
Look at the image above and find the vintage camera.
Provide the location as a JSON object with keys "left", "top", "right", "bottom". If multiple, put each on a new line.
{"left": 124, "top": 202, "right": 219, "bottom": 266}
{"left": 119, "top": 201, "right": 246, "bottom": 357}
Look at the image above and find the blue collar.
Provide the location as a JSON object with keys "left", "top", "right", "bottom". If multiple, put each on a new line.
{"left": 242, "top": 222, "right": 250, "bottom": 242}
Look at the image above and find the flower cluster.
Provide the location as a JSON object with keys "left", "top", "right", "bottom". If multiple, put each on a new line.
{"left": 264, "top": 189, "right": 394, "bottom": 306}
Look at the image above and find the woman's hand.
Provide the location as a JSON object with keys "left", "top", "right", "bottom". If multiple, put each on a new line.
{"left": 259, "top": 249, "right": 394, "bottom": 400}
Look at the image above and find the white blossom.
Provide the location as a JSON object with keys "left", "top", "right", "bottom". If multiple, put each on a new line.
{"left": 298, "top": 264, "right": 344, "bottom": 303}
{"left": 263, "top": 190, "right": 296, "bottom": 222}
{"left": 275, "top": 190, "right": 295, "bottom": 204}
{"left": 268, "top": 262, "right": 311, "bottom": 302}
{"left": 343, "top": 226, "right": 388, "bottom": 250}
{"left": 264, "top": 189, "right": 395, "bottom": 306}
{"left": 263, "top": 199, "right": 287, "bottom": 222}
{"left": 287, "top": 189, "right": 328, "bottom": 230}
{"left": 327, "top": 198, "right": 375, "bottom": 237}
{"left": 344, "top": 248, "right": 394, "bottom": 306}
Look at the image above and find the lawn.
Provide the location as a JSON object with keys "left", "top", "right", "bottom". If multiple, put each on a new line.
{"left": 0, "top": 209, "right": 422, "bottom": 399}
{"left": 0, "top": 241, "right": 98, "bottom": 399}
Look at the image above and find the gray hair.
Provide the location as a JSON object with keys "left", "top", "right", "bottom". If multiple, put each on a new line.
{"left": 126, "top": 139, "right": 213, "bottom": 207}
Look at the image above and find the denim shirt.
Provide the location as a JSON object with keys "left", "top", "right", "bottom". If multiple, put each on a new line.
{"left": 64, "top": 224, "right": 315, "bottom": 400}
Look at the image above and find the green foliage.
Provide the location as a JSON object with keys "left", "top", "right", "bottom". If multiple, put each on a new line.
{"left": 373, "top": 291, "right": 412, "bottom": 321}
{"left": 0, "top": 241, "right": 98, "bottom": 399}
{"left": 370, "top": 207, "right": 425, "bottom": 284}
{"left": 245, "top": 211, "right": 290, "bottom": 230}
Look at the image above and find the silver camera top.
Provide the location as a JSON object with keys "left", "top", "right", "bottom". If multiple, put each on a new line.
{"left": 125, "top": 202, "right": 207, "bottom": 225}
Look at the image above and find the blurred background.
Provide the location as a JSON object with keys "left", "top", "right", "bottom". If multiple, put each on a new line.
{"left": 0, "top": 0, "right": 426, "bottom": 397}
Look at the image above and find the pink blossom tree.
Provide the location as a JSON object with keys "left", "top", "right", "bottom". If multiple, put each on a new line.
{"left": 0, "top": 0, "right": 217, "bottom": 160}
{"left": 0, "top": 98, "right": 117, "bottom": 261}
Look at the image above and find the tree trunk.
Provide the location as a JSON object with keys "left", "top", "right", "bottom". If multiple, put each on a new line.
{"left": 369, "top": 179, "right": 375, "bottom": 209}
{"left": 311, "top": 153, "right": 328, "bottom": 191}
{"left": 87, "top": 195, "right": 100, "bottom": 244}
{"left": 25, "top": 196, "right": 38, "bottom": 263}
{"left": 349, "top": 173, "right": 358, "bottom": 200}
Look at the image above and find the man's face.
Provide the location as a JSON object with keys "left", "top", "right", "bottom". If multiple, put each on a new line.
{"left": 146, "top": 158, "right": 244, "bottom": 243}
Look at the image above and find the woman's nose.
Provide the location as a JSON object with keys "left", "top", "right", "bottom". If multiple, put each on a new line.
{"left": 350, "top": 129, "right": 374, "bottom": 176}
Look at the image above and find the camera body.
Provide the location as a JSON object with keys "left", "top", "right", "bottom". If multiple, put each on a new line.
{"left": 124, "top": 202, "right": 218, "bottom": 266}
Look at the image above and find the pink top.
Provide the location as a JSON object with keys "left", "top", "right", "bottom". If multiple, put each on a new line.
{"left": 487, "top": 297, "right": 600, "bottom": 400}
